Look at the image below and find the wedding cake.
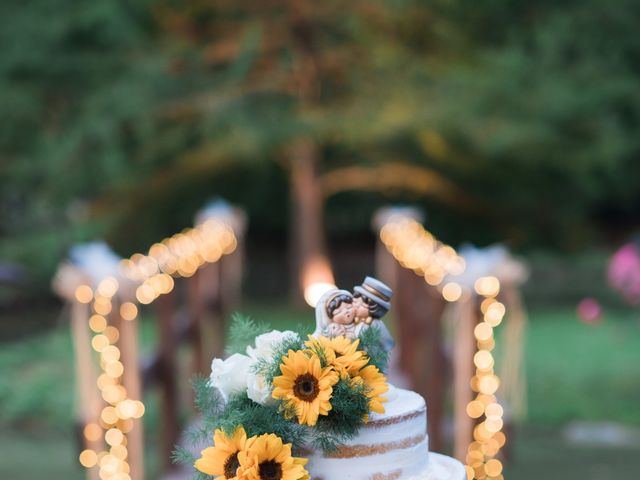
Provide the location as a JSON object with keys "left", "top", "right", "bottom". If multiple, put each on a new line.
{"left": 304, "top": 386, "right": 464, "bottom": 480}
{"left": 182, "top": 277, "right": 465, "bottom": 480}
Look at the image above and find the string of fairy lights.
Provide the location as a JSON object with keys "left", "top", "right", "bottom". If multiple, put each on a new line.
{"left": 380, "top": 216, "right": 506, "bottom": 480}
{"left": 74, "top": 219, "right": 238, "bottom": 480}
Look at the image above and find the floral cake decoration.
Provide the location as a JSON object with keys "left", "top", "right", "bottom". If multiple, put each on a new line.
{"left": 175, "top": 277, "right": 393, "bottom": 480}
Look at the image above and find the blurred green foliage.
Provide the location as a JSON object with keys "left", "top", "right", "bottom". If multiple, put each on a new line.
{"left": 2, "top": 0, "right": 640, "bottom": 293}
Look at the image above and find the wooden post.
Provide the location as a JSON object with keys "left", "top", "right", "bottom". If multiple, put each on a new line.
{"left": 70, "top": 300, "right": 101, "bottom": 480}
{"left": 117, "top": 299, "right": 145, "bottom": 480}
{"left": 197, "top": 261, "right": 225, "bottom": 361}
{"left": 156, "top": 289, "right": 180, "bottom": 472}
{"left": 453, "top": 295, "right": 479, "bottom": 461}
{"left": 220, "top": 228, "right": 244, "bottom": 314}
{"left": 187, "top": 272, "right": 205, "bottom": 376}
{"left": 373, "top": 233, "right": 397, "bottom": 297}
{"left": 394, "top": 264, "right": 447, "bottom": 451}
{"left": 497, "top": 283, "right": 527, "bottom": 461}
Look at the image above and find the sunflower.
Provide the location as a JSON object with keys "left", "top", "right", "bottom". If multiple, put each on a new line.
{"left": 195, "top": 426, "right": 247, "bottom": 479}
{"left": 356, "top": 364, "right": 389, "bottom": 414}
{"left": 237, "top": 433, "right": 309, "bottom": 480}
{"left": 272, "top": 350, "right": 339, "bottom": 426}
{"left": 306, "top": 335, "right": 368, "bottom": 375}
{"left": 302, "top": 336, "right": 336, "bottom": 367}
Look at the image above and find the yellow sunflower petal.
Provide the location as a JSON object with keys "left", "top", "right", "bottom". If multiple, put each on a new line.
{"left": 272, "top": 350, "right": 339, "bottom": 426}
{"left": 195, "top": 427, "right": 247, "bottom": 478}
{"left": 238, "top": 433, "right": 310, "bottom": 480}
{"left": 356, "top": 365, "right": 389, "bottom": 415}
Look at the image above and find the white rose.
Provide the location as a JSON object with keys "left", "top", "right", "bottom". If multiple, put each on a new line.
{"left": 246, "top": 371, "right": 276, "bottom": 406}
{"left": 246, "top": 330, "right": 298, "bottom": 361}
{"left": 209, "top": 353, "right": 251, "bottom": 401}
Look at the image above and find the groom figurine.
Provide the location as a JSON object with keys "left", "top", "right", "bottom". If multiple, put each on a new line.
{"left": 352, "top": 276, "right": 395, "bottom": 352}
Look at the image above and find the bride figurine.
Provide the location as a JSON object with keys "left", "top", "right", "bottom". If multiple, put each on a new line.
{"left": 313, "top": 289, "right": 357, "bottom": 338}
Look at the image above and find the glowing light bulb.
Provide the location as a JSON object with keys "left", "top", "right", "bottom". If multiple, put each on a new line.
{"left": 304, "top": 282, "right": 337, "bottom": 307}
{"left": 79, "top": 449, "right": 98, "bottom": 468}
{"left": 442, "top": 282, "right": 462, "bottom": 302}
{"left": 75, "top": 285, "right": 94, "bottom": 304}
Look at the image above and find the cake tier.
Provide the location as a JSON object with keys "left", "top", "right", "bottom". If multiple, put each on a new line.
{"left": 411, "top": 453, "right": 466, "bottom": 480}
{"left": 305, "top": 386, "right": 432, "bottom": 480}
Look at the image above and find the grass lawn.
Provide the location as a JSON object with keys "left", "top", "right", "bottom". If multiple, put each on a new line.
{"left": 1, "top": 304, "right": 639, "bottom": 479}
{"left": 522, "top": 309, "right": 640, "bottom": 426}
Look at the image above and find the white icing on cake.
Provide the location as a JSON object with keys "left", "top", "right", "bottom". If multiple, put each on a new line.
{"left": 305, "top": 386, "right": 435, "bottom": 479}
{"left": 407, "top": 453, "right": 467, "bottom": 480}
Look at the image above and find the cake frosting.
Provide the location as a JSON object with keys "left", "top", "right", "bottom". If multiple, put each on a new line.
{"left": 303, "top": 386, "right": 463, "bottom": 480}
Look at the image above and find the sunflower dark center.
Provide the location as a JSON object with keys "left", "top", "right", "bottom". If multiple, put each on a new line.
{"left": 293, "top": 373, "right": 319, "bottom": 401}
{"left": 223, "top": 452, "right": 240, "bottom": 479}
{"left": 258, "top": 460, "right": 283, "bottom": 480}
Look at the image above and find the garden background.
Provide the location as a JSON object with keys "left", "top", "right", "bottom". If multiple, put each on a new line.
{"left": 1, "top": 1, "right": 640, "bottom": 479}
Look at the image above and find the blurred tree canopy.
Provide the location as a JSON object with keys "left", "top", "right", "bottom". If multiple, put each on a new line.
{"left": 2, "top": 0, "right": 640, "bottom": 292}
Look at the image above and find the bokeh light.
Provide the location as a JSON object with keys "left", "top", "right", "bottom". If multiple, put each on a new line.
{"left": 380, "top": 215, "right": 507, "bottom": 479}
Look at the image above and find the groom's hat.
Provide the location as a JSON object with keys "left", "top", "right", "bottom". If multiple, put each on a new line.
{"left": 354, "top": 276, "right": 392, "bottom": 311}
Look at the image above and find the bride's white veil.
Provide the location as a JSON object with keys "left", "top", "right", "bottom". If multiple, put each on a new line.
{"left": 313, "top": 288, "right": 351, "bottom": 337}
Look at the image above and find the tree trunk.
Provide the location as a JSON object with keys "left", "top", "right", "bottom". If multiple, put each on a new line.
{"left": 287, "top": 6, "right": 333, "bottom": 304}
{"left": 289, "top": 138, "right": 331, "bottom": 303}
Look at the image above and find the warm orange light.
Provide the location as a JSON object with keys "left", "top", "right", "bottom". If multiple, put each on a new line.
{"left": 132, "top": 400, "right": 145, "bottom": 418}
{"left": 302, "top": 255, "right": 335, "bottom": 307}
{"left": 103, "top": 326, "right": 120, "bottom": 344}
{"left": 84, "top": 423, "right": 102, "bottom": 442}
{"left": 91, "top": 335, "right": 110, "bottom": 352}
{"left": 120, "top": 302, "right": 138, "bottom": 321}
{"left": 485, "top": 302, "right": 506, "bottom": 326}
{"left": 474, "top": 322, "right": 493, "bottom": 341}
{"left": 485, "top": 403, "right": 504, "bottom": 418}
{"left": 480, "top": 297, "right": 495, "bottom": 313}
{"left": 101, "top": 406, "right": 118, "bottom": 425}
{"left": 89, "top": 315, "right": 107, "bottom": 333}
{"left": 473, "top": 350, "right": 494, "bottom": 370}
{"left": 79, "top": 449, "right": 98, "bottom": 468}
{"left": 105, "top": 361, "right": 124, "bottom": 379}
{"left": 379, "top": 215, "right": 509, "bottom": 480}
{"left": 474, "top": 276, "right": 500, "bottom": 297}
{"left": 102, "top": 385, "right": 127, "bottom": 404}
{"left": 97, "top": 373, "right": 116, "bottom": 390}
{"left": 485, "top": 417, "right": 504, "bottom": 433}
{"left": 97, "top": 277, "right": 119, "bottom": 298}
{"left": 78, "top": 219, "right": 246, "bottom": 476}
{"left": 102, "top": 345, "right": 120, "bottom": 363}
{"left": 118, "top": 418, "right": 134, "bottom": 433}
{"left": 464, "top": 465, "right": 474, "bottom": 480}
{"left": 424, "top": 272, "right": 445, "bottom": 286}
{"left": 135, "top": 284, "right": 155, "bottom": 304}
{"left": 75, "top": 285, "right": 94, "bottom": 304}
{"left": 304, "top": 282, "right": 337, "bottom": 308}
{"left": 105, "top": 428, "right": 124, "bottom": 446}
{"left": 485, "top": 459, "right": 503, "bottom": 476}
{"left": 93, "top": 296, "right": 112, "bottom": 316}
{"left": 442, "top": 282, "right": 462, "bottom": 302}
{"left": 466, "top": 400, "right": 485, "bottom": 419}
{"left": 110, "top": 445, "right": 128, "bottom": 460}
{"left": 478, "top": 375, "right": 500, "bottom": 395}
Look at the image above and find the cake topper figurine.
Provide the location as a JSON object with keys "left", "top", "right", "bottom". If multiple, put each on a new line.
{"left": 314, "top": 276, "right": 395, "bottom": 351}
